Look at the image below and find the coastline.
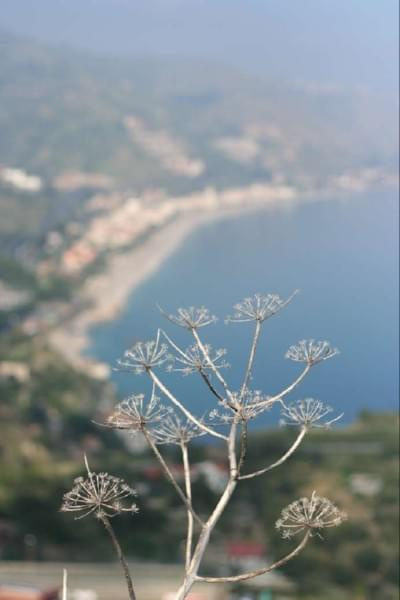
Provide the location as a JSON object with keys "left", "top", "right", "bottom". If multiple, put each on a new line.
{"left": 48, "top": 211, "right": 208, "bottom": 370}
{"left": 48, "top": 195, "right": 301, "bottom": 371}
{"left": 47, "top": 180, "right": 397, "bottom": 373}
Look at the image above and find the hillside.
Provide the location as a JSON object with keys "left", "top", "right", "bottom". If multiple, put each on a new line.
{"left": 0, "top": 31, "right": 397, "bottom": 193}
{"left": 0, "top": 342, "right": 398, "bottom": 599}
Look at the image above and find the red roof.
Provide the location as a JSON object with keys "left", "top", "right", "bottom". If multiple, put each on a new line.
{"left": 227, "top": 541, "right": 265, "bottom": 558}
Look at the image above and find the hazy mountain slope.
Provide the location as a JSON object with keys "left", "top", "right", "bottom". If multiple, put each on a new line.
{"left": 0, "top": 32, "right": 397, "bottom": 192}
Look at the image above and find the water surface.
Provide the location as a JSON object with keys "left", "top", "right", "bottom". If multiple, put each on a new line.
{"left": 89, "top": 188, "right": 399, "bottom": 428}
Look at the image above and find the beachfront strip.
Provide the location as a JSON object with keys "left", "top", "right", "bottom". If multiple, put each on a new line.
{"left": 39, "top": 165, "right": 394, "bottom": 276}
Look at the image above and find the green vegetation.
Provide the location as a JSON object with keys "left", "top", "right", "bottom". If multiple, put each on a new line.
{"left": 235, "top": 414, "right": 399, "bottom": 599}
{"left": 0, "top": 335, "right": 397, "bottom": 598}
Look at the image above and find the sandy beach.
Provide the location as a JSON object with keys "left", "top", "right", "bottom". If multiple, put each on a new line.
{"left": 47, "top": 175, "right": 397, "bottom": 372}
{"left": 48, "top": 211, "right": 216, "bottom": 369}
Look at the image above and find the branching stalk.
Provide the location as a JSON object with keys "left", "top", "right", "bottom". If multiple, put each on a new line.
{"left": 174, "top": 420, "right": 239, "bottom": 599}
{"left": 76, "top": 295, "right": 344, "bottom": 600}
{"left": 192, "top": 328, "right": 235, "bottom": 403}
{"left": 147, "top": 368, "right": 227, "bottom": 440}
{"left": 142, "top": 428, "right": 204, "bottom": 527}
{"left": 181, "top": 442, "right": 194, "bottom": 571}
{"left": 236, "top": 319, "right": 263, "bottom": 476}
{"left": 196, "top": 530, "right": 311, "bottom": 583}
{"left": 198, "top": 368, "right": 226, "bottom": 404}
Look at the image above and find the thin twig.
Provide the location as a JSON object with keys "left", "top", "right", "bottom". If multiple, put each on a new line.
{"left": 196, "top": 530, "right": 311, "bottom": 583}
{"left": 236, "top": 320, "right": 263, "bottom": 476}
{"left": 254, "top": 364, "right": 311, "bottom": 410}
{"left": 198, "top": 368, "right": 226, "bottom": 404}
{"left": 161, "top": 328, "right": 233, "bottom": 409}
{"left": 192, "top": 328, "right": 235, "bottom": 403}
{"left": 236, "top": 420, "right": 248, "bottom": 477}
{"left": 142, "top": 428, "right": 204, "bottom": 527}
{"left": 239, "top": 427, "right": 307, "bottom": 480}
{"left": 240, "top": 319, "right": 262, "bottom": 396}
{"left": 147, "top": 368, "right": 228, "bottom": 441}
{"left": 100, "top": 514, "right": 136, "bottom": 600}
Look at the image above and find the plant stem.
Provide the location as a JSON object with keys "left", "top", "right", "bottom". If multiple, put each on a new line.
{"left": 181, "top": 442, "right": 194, "bottom": 571}
{"left": 100, "top": 514, "right": 136, "bottom": 600}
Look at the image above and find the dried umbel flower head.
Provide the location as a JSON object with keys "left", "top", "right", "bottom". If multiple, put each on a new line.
{"left": 107, "top": 393, "right": 171, "bottom": 431}
{"left": 285, "top": 340, "right": 338, "bottom": 365}
{"left": 167, "top": 343, "right": 229, "bottom": 376}
{"left": 280, "top": 398, "right": 343, "bottom": 429}
{"left": 118, "top": 337, "right": 169, "bottom": 374}
{"left": 209, "top": 389, "right": 273, "bottom": 423}
{"left": 276, "top": 491, "right": 346, "bottom": 538}
{"left": 226, "top": 291, "right": 298, "bottom": 323}
{"left": 61, "top": 458, "right": 138, "bottom": 520}
{"left": 152, "top": 413, "right": 207, "bottom": 445}
{"left": 161, "top": 306, "right": 217, "bottom": 329}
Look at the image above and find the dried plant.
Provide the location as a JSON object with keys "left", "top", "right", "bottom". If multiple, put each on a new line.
{"left": 61, "top": 456, "right": 138, "bottom": 599}
{"left": 276, "top": 491, "right": 347, "bottom": 539}
{"left": 285, "top": 339, "right": 339, "bottom": 364}
{"left": 106, "top": 391, "right": 171, "bottom": 431}
{"left": 62, "top": 292, "right": 346, "bottom": 599}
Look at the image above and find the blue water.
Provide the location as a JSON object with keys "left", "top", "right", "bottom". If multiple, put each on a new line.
{"left": 88, "top": 188, "right": 399, "bottom": 428}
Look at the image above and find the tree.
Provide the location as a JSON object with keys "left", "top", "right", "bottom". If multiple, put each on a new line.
{"left": 61, "top": 292, "right": 346, "bottom": 599}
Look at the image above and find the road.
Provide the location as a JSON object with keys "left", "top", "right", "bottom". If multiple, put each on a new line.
{"left": 0, "top": 562, "right": 226, "bottom": 600}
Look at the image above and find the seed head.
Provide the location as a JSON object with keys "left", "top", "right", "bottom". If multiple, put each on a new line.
{"left": 61, "top": 457, "right": 138, "bottom": 520}
{"left": 285, "top": 340, "right": 338, "bottom": 365}
{"left": 152, "top": 413, "right": 207, "bottom": 445}
{"left": 117, "top": 337, "right": 169, "bottom": 374}
{"left": 280, "top": 398, "right": 343, "bottom": 429}
{"left": 161, "top": 306, "right": 217, "bottom": 329}
{"left": 276, "top": 491, "right": 347, "bottom": 538}
{"left": 106, "top": 393, "right": 171, "bottom": 431}
{"left": 209, "top": 389, "right": 273, "bottom": 423}
{"left": 226, "top": 291, "right": 298, "bottom": 323}
{"left": 167, "top": 343, "right": 229, "bottom": 375}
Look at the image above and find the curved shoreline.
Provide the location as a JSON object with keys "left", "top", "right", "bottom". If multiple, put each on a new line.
{"left": 48, "top": 212, "right": 208, "bottom": 370}
{"left": 47, "top": 180, "right": 397, "bottom": 373}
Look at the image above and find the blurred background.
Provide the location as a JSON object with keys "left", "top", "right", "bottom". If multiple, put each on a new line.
{"left": 0, "top": 1, "right": 398, "bottom": 599}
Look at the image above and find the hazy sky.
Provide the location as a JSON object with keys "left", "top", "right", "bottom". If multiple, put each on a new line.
{"left": 0, "top": 0, "right": 398, "bottom": 92}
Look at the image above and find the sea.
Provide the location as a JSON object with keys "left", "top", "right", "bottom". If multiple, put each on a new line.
{"left": 88, "top": 187, "right": 399, "bottom": 428}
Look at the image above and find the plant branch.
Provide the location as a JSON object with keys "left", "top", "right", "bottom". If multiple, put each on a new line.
{"left": 174, "top": 421, "right": 239, "bottom": 599}
{"left": 181, "top": 442, "right": 194, "bottom": 571}
{"left": 192, "top": 328, "right": 235, "bottom": 404}
{"left": 147, "top": 369, "right": 228, "bottom": 441}
{"left": 100, "top": 514, "right": 136, "bottom": 600}
{"left": 239, "top": 427, "right": 307, "bottom": 480}
{"left": 255, "top": 364, "right": 311, "bottom": 410}
{"left": 198, "top": 368, "right": 226, "bottom": 404}
{"left": 241, "top": 320, "right": 262, "bottom": 395}
{"left": 142, "top": 428, "right": 204, "bottom": 527}
{"left": 196, "top": 530, "right": 311, "bottom": 583}
{"left": 235, "top": 320, "right": 263, "bottom": 477}
{"left": 236, "top": 419, "right": 248, "bottom": 477}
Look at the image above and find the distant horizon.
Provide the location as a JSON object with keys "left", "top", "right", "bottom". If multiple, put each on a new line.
{"left": 0, "top": 0, "right": 398, "bottom": 95}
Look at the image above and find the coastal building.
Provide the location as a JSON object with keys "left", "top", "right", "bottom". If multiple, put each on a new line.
{"left": 0, "top": 166, "right": 42, "bottom": 192}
